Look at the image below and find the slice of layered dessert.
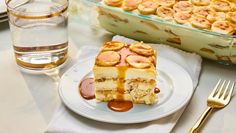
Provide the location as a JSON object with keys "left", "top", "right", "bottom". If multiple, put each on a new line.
{"left": 93, "top": 41, "right": 157, "bottom": 104}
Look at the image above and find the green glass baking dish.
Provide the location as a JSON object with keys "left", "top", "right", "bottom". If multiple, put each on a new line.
{"left": 80, "top": 0, "right": 236, "bottom": 64}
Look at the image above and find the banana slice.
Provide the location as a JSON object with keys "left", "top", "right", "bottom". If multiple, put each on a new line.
{"left": 138, "top": 0, "right": 158, "bottom": 15}
{"left": 173, "top": 1, "right": 194, "bottom": 13}
{"left": 129, "top": 42, "right": 154, "bottom": 56}
{"left": 174, "top": 12, "right": 191, "bottom": 24}
{"left": 191, "top": 15, "right": 211, "bottom": 29}
{"left": 215, "top": 12, "right": 226, "bottom": 21}
{"left": 156, "top": 6, "right": 174, "bottom": 20}
{"left": 206, "top": 13, "right": 216, "bottom": 22}
{"left": 226, "top": 12, "right": 236, "bottom": 23}
{"left": 231, "top": 3, "right": 236, "bottom": 11}
{"left": 193, "top": 6, "right": 215, "bottom": 18}
{"left": 154, "top": 0, "right": 175, "bottom": 7}
{"left": 210, "top": 0, "right": 232, "bottom": 12}
{"left": 207, "top": 12, "right": 226, "bottom": 22}
{"left": 148, "top": 55, "right": 156, "bottom": 65}
{"left": 104, "top": 0, "right": 123, "bottom": 7}
{"left": 191, "top": 0, "right": 211, "bottom": 6}
{"left": 96, "top": 51, "right": 121, "bottom": 66}
{"left": 126, "top": 55, "right": 151, "bottom": 68}
{"left": 122, "top": 0, "right": 142, "bottom": 11}
{"left": 102, "top": 41, "right": 125, "bottom": 51}
{"left": 229, "top": 21, "right": 236, "bottom": 30}
{"left": 211, "top": 20, "right": 235, "bottom": 35}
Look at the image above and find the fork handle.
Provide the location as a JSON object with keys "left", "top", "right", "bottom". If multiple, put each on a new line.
{"left": 189, "top": 107, "right": 213, "bottom": 133}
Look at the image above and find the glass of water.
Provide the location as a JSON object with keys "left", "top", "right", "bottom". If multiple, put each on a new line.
{"left": 6, "top": 0, "right": 68, "bottom": 73}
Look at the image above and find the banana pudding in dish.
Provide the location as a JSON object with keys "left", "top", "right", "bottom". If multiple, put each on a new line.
{"left": 83, "top": 0, "right": 236, "bottom": 64}
{"left": 102, "top": 0, "right": 236, "bottom": 35}
{"left": 93, "top": 41, "right": 157, "bottom": 104}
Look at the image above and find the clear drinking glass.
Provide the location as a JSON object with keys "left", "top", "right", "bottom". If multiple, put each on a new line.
{"left": 6, "top": 0, "right": 68, "bottom": 73}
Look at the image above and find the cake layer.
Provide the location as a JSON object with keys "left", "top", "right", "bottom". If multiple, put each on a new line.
{"left": 95, "top": 90, "right": 156, "bottom": 104}
{"left": 125, "top": 79, "right": 156, "bottom": 90}
{"left": 93, "top": 66, "right": 118, "bottom": 79}
{"left": 95, "top": 78, "right": 156, "bottom": 104}
{"left": 93, "top": 67, "right": 156, "bottom": 80}
{"left": 95, "top": 79, "right": 117, "bottom": 90}
{"left": 126, "top": 67, "right": 156, "bottom": 80}
{"left": 95, "top": 78, "right": 156, "bottom": 91}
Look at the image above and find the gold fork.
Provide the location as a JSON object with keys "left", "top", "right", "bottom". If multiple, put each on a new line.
{"left": 189, "top": 79, "right": 235, "bottom": 133}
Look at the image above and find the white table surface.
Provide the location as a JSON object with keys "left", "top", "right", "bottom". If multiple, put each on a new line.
{"left": 1, "top": 3, "right": 236, "bottom": 132}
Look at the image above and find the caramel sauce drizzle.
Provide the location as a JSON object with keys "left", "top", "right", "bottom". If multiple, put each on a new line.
{"left": 79, "top": 78, "right": 95, "bottom": 100}
{"left": 108, "top": 100, "right": 133, "bottom": 112}
{"left": 116, "top": 45, "right": 133, "bottom": 101}
{"left": 116, "top": 66, "right": 127, "bottom": 100}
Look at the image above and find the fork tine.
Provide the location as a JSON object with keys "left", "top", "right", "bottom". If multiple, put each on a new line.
{"left": 209, "top": 79, "right": 222, "bottom": 97}
{"left": 215, "top": 80, "right": 226, "bottom": 98}
{"left": 220, "top": 81, "right": 230, "bottom": 100}
{"left": 225, "top": 82, "right": 235, "bottom": 102}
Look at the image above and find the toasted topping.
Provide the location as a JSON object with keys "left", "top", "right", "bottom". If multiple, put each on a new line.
{"left": 232, "top": 3, "right": 236, "bottom": 11}
{"left": 191, "top": 15, "right": 211, "bottom": 29}
{"left": 174, "top": 12, "right": 191, "bottom": 24}
{"left": 138, "top": 1, "right": 158, "bottom": 15}
{"left": 156, "top": 6, "right": 174, "bottom": 20}
{"left": 96, "top": 51, "right": 121, "bottom": 66}
{"left": 148, "top": 55, "right": 156, "bottom": 65}
{"left": 102, "top": 41, "right": 125, "bottom": 51}
{"left": 191, "top": 0, "right": 211, "bottom": 6}
{"left": 193, "top": 6, "right": 215, "bottom": 18}
{"left": 122, "top": 0, "right": 142, "bottom": 11}
{"left": 104, "top": 0, "right": 123, "bottom": 7}
{"left": 226, "top": 12, "right": 236, "bottom": 23}
{"left": 210, "top": 0, "right": 232, "bottom": 12}
{"left": 207, "top": 12, "right": 226, "bottom": 22}
{"left": 215, "top": 12, "right": 226, "bottom": 21}
{"left": 126, "top": 55, "right": 151, "bottom": 68}
{"left": 103, "top": 0, "right": 236, "bottom": 35}
{"left": 154, "top": 0, "right": 175, "bottom": 7}
{"left": 211, "top": 21, "right": 235, "bottom": 35}
{"left": 173, "top": 1, "right": 194, "bottom": 13}
{"left": 129, "top": 42, "right": 154, "bottom": 56}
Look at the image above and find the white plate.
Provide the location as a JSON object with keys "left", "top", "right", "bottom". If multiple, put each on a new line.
{"left": 59, "top": 56, "right": 193, "bottom": 124}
